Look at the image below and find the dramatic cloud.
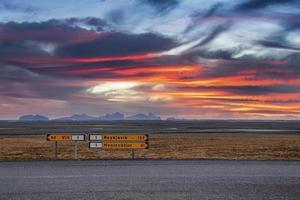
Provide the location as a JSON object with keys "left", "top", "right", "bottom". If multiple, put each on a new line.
{"left": 0, "top": 0, "right": 300, "bottom": 119}
{"left": 236, "top": 0, "right": 298, "bottom": 11}
{"left": 257, "top": 39, "right": 300, "bottom": 51}
{"left": 141, "top": 0, "right": 179, "bottom": 13}
{"left": 0, "top": 0, "right": 37, "bottom": 13}
{"left": 184, "top": 3, "right": 224, "bottom": 34}
{"left": 55, "top": 32, "right": 177, "bottom": 57}
{"left": 0, "top": 19, "right": 107, "bottom": 44}
{"left": 190, "top": 23, "right": 232, "bottom": 49}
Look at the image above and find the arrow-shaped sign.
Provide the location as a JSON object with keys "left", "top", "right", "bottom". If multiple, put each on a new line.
{"left": 102, "top": 134, "right": 149, "bottom": 141}
{"left": 47, "top": 134, "right": 72, "bottom": 141}
{"left": 47, "top": 134, "right": 85, "bottom": 141}
{"left": 89, "top": 142, "right": 149, "bottom": 149}
{"left": 103, "top": 142, "right": 149, "bottom": 149}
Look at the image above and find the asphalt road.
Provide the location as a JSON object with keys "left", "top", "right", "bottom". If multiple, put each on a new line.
{"left": 0, "top": 160, "right": 300, "bottom": 200}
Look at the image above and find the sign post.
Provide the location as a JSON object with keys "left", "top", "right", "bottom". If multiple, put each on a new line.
{"left": 71, "top": 134, "right": 85, "bottom": 160}
{"left": 54, "top": 141, "right": 58, "bottom": 160}
{"left": 99, "top": 148, "right": 103, "bottom": 159}
{"left": 73, "top": 141, "right": 78, "bottom": 160}
{"left": 131, "top": 149, "right": 135, "bottom": 160}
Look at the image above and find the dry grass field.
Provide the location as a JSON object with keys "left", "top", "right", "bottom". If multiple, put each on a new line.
{"left": 1, "top": 133, "right": 300, "bottom": 160}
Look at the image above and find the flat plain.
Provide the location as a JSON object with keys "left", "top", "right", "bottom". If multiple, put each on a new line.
{"left": 0, "top": 120, "right": 300, "bottom": 160}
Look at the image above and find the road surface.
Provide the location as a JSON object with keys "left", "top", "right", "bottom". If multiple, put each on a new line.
{"left": 0, "top": 160, "right": 300, "bottom": 200}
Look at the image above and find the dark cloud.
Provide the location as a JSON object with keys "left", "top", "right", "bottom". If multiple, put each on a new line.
{"left": 182, "top": 4, "right": 232, "bottom": 52}
{"left": 284, "top": 20, "right": 300, "bottom": 32}
{"left": 0, "top": 18, "right": 107, "bottom": 44}
{"left": 0, "top": 19, "right": 177, "bottom": 60}
{"left": 184, "top": 3, "right": 224, "bottom": 34}
{"left": 0, "top": 0, "right": 37, "bottom": 13}
{"left": 257, "top": 39, "right": 300, "bottom": 51}
{"left": 277, "top": 13, "right": 300, "bottom": 32}
{"left": 203, "top": 3, "right": 223, "bottom": 18}
{"left": 0, "top": 64, "right": 85, "bottom": 100}
{"left": 0, "top": 18, "right": 180, "bottom": 80}
{"left": 0, "top": 40, "right": 49, "bottom": 57}
{"left": 1, "top": 65, "right": 39, "bottom": 80}
{"left": 190, "top": 23, "right": 232, "bottom": 49}
{"left": 206, "top": 85, "right": 300, "bottom": 95}
{"left": 179, "top": 56, "right": 300, "bottom": 82}
{"left": 106, "top": 10, "right": 125, "bottom": 24}
{"left": 236, "top": 0, "right": 298, "bottom": 11}
{"left": 187, "top": 48, "right": 239, "bottom": 61}
{"left": 0, "top": 18, "right": 180, "bottom": 82}
{"left": 65, "top": 17, "right": 107, "bottom": 30}
{"left": 173, "top": 85, "right": 300, "bottom": 100}
{"left": 141, "top": 0, "right": 179, "bottom": 13}
{"left": 55, "top": 32, "right": 177, "bottom": 57}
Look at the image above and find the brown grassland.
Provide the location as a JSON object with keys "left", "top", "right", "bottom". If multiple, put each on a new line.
{"left": 0, "top": 133, "right": 300, "bottom": 160}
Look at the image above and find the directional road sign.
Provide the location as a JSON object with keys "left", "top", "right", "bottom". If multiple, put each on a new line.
{"left": 47, "top": 134, "right": 85, "bottom": 141}
{"left": 89, "top": 142, "right": 149, "bottom": 149}
{"left": 47, "top": 134, "right": 72, "bottom": 141}
{"left": 102, "top": 134, "right": 149, "bottom": 141}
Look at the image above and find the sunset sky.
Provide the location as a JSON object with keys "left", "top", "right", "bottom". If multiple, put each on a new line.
{"left": 1, "top": 0, "right": 300, "bottom": 119}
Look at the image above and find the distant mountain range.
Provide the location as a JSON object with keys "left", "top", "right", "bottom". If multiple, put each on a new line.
{"left": 19, "top": 115, "right": 49, "bottom": 121}
{"left": 55, "top": 114, "right": 98, "bottom": 121}
{"left": 18, "top": 112, "right": 161, "bottom": 121}
{"left": 126, "top": 113, "right": 160, "bottom": 120}
{"left": 99, "top": 112, "right": 124, "bottom": 120}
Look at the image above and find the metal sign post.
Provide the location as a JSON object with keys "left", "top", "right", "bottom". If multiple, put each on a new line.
{"left": 131, "top": 149, "right": 135, "bottom": 160}
{"left": 74, "top": 141, "right": 78, "bottom": 160}
{"left": 71, "top": 134, "right": 85, "bottom": 160}
{"left": 54, "top": 141, "right": 58, "bottom": 160}
{"left": 99, "top": 149, "right": 103, "bottom": 159}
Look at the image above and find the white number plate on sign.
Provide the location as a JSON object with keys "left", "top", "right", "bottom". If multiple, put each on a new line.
{"left": 72, "top": 135, "right": 85, "bottom": 141}
{"left": 89, "top": 134, "right": 102, "bottom": 141}
{"left": 89, "top": 142, "right": 103, "bottom": 148}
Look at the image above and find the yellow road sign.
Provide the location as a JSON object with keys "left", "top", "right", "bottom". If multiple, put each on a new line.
{"left": 102, "top": 134, "right": 149, "bottom": 141}
{"left": 47, "top": 134, "right": 72, "bottom": 141}
{"left": 102, "top": 142, "right": 149, "bottom": 149}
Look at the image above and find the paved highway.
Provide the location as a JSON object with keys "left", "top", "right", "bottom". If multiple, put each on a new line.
{"left": 0, "top": 160, "right": 300, "bottom": 200}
